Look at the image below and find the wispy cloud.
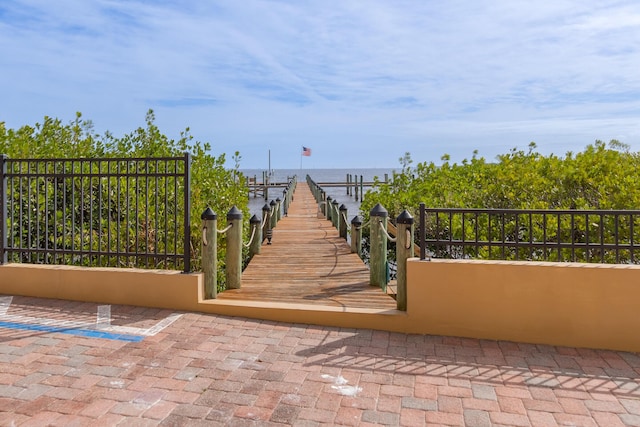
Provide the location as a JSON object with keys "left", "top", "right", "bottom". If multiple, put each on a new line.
{"left": 1, "top": 0, "right": 639, "bottom": 167}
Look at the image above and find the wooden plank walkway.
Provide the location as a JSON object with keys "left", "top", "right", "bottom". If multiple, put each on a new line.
{"left": 217, "top": 182, "right": 397, "bottom": 309}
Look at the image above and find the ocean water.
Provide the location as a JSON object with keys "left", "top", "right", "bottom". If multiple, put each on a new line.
{"left": 242, "top": 168, "right": 396, "bottom": 217}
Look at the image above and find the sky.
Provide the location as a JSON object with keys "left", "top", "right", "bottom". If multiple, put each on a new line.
{"left": 1, "top": 1, "right": 639, "bottom": 169}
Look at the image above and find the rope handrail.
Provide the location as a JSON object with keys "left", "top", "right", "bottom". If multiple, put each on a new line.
{"left": 244, "top": 224, "right": 257, "bottom": 248}
{"left": 261, "top": 214, "right": 268, "bottom": 229}
{"left": 378, "top": 219, "right": 397, "bottom": 242}
{"left": 341, "top": 212, "right": 350, "bottom": 232}
{"left": 217, "top": 224, "right": 233, "bottom": 234}
{"left": 202, "top": 222, "right": 233, "bottom": 246}
{"left": 355, "top": 220, "right": 370, "bottom": 231}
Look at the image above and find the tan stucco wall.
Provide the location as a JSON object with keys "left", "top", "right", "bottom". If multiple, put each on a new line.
{"left": 0, "top": 263, "right": 203, "bottom": 311}
{"left": 2, "top": 260, "right": 639, "bottom": 352}
{"left": 406, "top": 258, "right": 640, "bottom": 352}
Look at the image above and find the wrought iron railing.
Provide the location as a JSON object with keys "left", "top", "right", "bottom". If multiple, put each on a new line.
{"left": 0, "top": 154, "right": 191, "bottom": 272}
{"left": 418, "top": 203, "right": 640, "bottom": 264}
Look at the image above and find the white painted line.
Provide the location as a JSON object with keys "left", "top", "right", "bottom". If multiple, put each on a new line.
{"left": 0, "top": 297, "right": 182, "bottom": 337}
{"left": 1, "top": 313, "right": 93, "bottom": 330}
{"left": 0, "top": 296, "right": 13, "bottom": 316}
{"left": 144, "top": 313, "right": 183, "bottom": 335}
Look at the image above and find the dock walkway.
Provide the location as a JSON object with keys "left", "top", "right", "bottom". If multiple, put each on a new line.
{"left": 217, "top": 181, "right": 396, "bottom": 309}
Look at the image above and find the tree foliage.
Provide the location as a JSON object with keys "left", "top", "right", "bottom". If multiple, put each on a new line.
{"left": 362, "top": 141, "right": 640, "bottom": 218}
{"left": 1, "top": 111, "right": 248, "bottom": 287}
{"left": 361, "top": 141, "right": 640, "bottom": 264}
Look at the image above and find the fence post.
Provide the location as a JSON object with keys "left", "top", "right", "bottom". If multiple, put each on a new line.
{"left": 331, "top": 199, "right": 339, "bottom": 229}
{"left": 262, "top": 203, "right": 272, "bottom": 245}
{"left": 326, "top": 196, "right": 333, "bottom": 222}
{"left": 370, "top": 203, "right": 388, "bottom": 288}
{"left": 0, "top": 155, "right": 7, "bottom": 265}
{"left": 183, "top": 152, "right": 192, "bottom": 273}
{"left": 339, "top": 204, "right": 348, "bottom": 240}
{"left": 249, "top": 214, "right": 262, "bottom": 258}
{"left": 201, "top": 207, "right": 217, "bottom": 299}
{"left": 351, "top": 215, "right": 362, "bottom": 255}
{"left": 396, "top": 210, "right": 414, "bottom": 311}
{"left": 225, "top": 206, "right": 243, "bottom": 289}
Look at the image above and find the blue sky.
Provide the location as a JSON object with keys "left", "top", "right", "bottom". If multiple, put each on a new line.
{"left": 1, "top": 1, "right": 639, "bottom": 169}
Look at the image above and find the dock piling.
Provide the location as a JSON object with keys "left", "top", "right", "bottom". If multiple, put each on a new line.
{"left": 395, "top": 210, "right": 414, "bottom": 311}
{"left": 201, "top": 207, "right": 218, "bottom": 299}
{"left": 225, "top": 206, "right": 243, "bottom": 290}
{"left": 370, "top": 203, "right": 388, "bottom": 288}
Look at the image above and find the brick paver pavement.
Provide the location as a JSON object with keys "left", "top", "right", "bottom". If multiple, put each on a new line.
{"left": 1, "top": 296, "right": 640, "bottom": 426}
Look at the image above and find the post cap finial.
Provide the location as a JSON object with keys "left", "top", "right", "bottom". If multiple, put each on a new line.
{"left": 201, "top": 207, "right": 217, "bottom": 220}
{"left": 227, "top": 206, "right": 243, "bottom": 220}
{"left": 396, "top": 210, "right": 414, "bottom": 224}
{"left": 370, "top": 203, "right": 388, "bottom": 217}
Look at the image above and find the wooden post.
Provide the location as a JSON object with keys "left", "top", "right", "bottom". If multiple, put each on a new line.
{"left": 396, "top": 210, "right": 414, "bottom": 311}
{"left": 346, "top": 174, "right": 350, "bottom": 195}
{"left": 331, "top": 199, "right": 339, "bottom": 229}
{"left": 269, "top": 199, "right": 277, "bottom": 229}
{"left": 339, "top": 204, "right": 348, "bottom": 240}
{"left": 370, "top": 203, "right": 388, "bottom": 288}
{"left": 249, "top": 214, "right": 262, "bottom": 258}
{"left": 225, "top": 206, "right": 243, "bottom": 289}
{"left": 326, "top": 196, "right": 332, "bottom": 222}
{"left": 320, "top": 191, "right": 326, "bottom": 217}
{"left": 282, "top": 189, "right": 288, "bottom": 216}
{"left": 201, "top": 207, "right": 217, "bottom": 299}
{"left": 350, "top": 215, "right": 363, "bottom": 256}
{"left": 275, "top": 197, "right": 282, "bottom": 222}
{"left": 262, "top": 203, "right": 273, "bottom": 245}
{"left": 354, "top": 174, "right": 359, "bottom": 201}
{"left": 360, "top": 175, "right": 364, "bottom": 201}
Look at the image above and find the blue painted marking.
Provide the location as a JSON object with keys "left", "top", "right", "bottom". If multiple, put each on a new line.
{"left": 0, "top": 321, "right": 144, "bottom": 342}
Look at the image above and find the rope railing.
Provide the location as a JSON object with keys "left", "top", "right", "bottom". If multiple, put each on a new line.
{"left": 217, "top": 224, "right": 233, "bottom": 234}
{"left": 356, "top": 220, "right": 370, "bottom": 230}
{"left": 243, "top": 224, "right": 257, "bottom": 248}
{"left": 341, "top": 212, "right": 350, "bottom": 232}
{"left": 378, "top": 219, "right": 397, "bottom": 242}
{"left": 199, "top": 176, "right": 300, "bottom": 300}
{"left": 368, "top": 205, "right": 415, "bottom": 311}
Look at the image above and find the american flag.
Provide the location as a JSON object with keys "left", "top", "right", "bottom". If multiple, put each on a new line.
{"left": 302, "top": 146, "right": 312, "bottom": 156}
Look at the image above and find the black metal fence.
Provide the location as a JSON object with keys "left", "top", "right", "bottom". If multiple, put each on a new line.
{"left": 0, "top": 154, "right": 191, "bottom": 272}
{"left": 418, "top": 203, "right": 640, "bottom": 264}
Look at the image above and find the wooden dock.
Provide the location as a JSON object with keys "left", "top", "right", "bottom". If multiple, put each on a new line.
{"left": 217, "top": 182, "right": 397, "bottom": 309}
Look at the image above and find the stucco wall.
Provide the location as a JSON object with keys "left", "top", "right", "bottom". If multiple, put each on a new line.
{"left": 406, "top": 258, "right": 640, "bottom": 352}
{"left": 2, "top": 260, "right": 639, "bottom": 352}
{"left": 0, "top": 263, "right": 203, "bottom": 311}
